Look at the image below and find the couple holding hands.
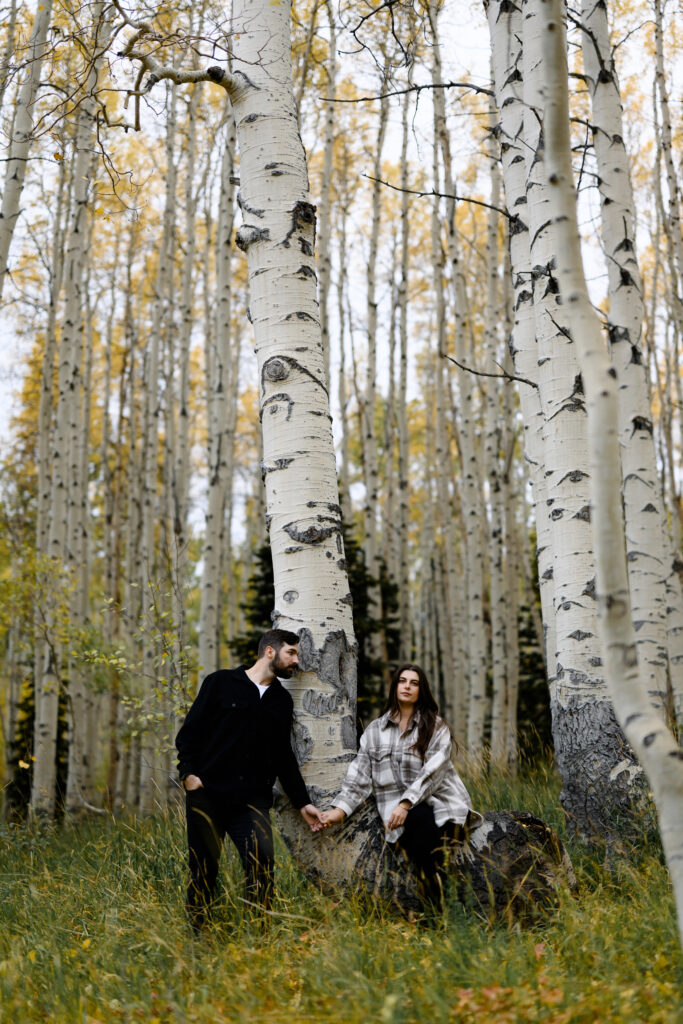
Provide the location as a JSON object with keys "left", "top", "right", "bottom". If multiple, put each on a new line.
{"left": 176, "top": 629, "right": 480, "bottom": 931}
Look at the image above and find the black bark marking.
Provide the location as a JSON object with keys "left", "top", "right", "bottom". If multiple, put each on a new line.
{"left": 261, "top": 355, "right": 328, "bottom": 397}
{"left": 260, "top": 392, "right": 294, "bottom": 421}
{"left": 568, "top": 629, "right": 593, "bottom": 640}
{"left": 581, "top": 577, "right": 596, "bottom": 599}
{"left": 296, "top": 628, "right": 357, "bottom": 698}
{"left": 558, "top": 469, "right": 588, "bottom": 484}
{"left": 550, "top": 696, "right": 650, "bottom": 841}
{"left": 235, "top": 225, "right": 270, "bottom": 251}
{"left": 237, "top": 191, "right": 265, "bottom": 219}
{"left": 641, "top": 503, "right": 658, "bottom": 513}
{"left": 294, "top": 264, "right": 317, "bottom": 281}
{"left": 642, "top": 732, "right": 656, "bottom": 747}
{"left": 631, "top": 415, "right": 653, "bottom": 436}
{"left": 285, "top": 311, "right": 317, "bottom": 322}
{"left": 283, "top": 590, "right": 299, "bottom": 603}
{"left": 573, "top": 505, "right": 591, "bottom": 522}
{"left": 291, "top": 718, "right": 314, "bottom": 764}
{"left": 341, "top": 715, "right": 357, "bottom": 749}
{"left": 283, "top": 521, "right": 341, "bottom": 545}
{"left": 282, "top": 200, "right": 317, "bottom": 248}
{"left": 302, "top": 690, "right": 340, "bottom": 716}
{"left": 261, "top": 457, "right": 294, "bottom": 477}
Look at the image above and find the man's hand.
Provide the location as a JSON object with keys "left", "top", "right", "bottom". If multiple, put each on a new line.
{"left": 319, "top": 807, "right": 345, "bottom": 827}
{"left": 386, "top": 800, "right": 411, "bottom": 831}
{"left": 184, "top": 774, "right": 204, "bottom": 792}
{"left": 300, "top": 804, "right": 325, "bottom": 832}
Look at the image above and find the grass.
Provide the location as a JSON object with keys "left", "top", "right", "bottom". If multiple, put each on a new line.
{"left": 0, "top": 765, "right": 680, "bottom": 1023}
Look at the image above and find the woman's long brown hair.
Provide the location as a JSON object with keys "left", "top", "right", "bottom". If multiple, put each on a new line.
{"left": 383, "top": 663, "right": 450, "bottom": 760}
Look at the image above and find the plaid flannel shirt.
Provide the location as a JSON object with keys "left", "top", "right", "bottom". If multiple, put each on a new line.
{"left": 334, "top": 711, "right": 482, "bottom": 842}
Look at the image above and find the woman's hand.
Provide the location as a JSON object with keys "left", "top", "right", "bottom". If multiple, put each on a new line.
{"left": 386, "top": 800, "right": 411, "bottom": 831}
{"left": 319, "top": 807, "right": 345, "bottom": 827}
{"left": 183, "top": 774, "right": 204, "bottom": 792}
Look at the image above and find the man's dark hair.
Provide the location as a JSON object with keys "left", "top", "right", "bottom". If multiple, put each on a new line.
{"left": 257, "top": 629, "right": 299, "bottom": 658}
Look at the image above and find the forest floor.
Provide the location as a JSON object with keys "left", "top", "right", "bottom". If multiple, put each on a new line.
{"left": 0, "top": 763, "right": 680, "bottom": 1024}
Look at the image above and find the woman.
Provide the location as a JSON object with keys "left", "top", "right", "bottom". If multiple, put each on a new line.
{"left": 320, "top": 663, "right": 482, "bottom": 910}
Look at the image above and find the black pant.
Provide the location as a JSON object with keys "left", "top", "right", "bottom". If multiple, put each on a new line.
{"left": 185, "top": 788, "right": 274, "bottom": 929}
{"left": 399, "top": 802, "right": 458, "bottom": 910}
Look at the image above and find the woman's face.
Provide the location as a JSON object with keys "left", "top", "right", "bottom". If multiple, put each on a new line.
{"left": 396, "top": 669, "right": 420, "bottom": 707}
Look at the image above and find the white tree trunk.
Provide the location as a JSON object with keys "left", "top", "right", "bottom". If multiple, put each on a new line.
{"left": 227, "top": 1, "right": 358, "bottom": 854}
{"left": 541, "top": 0, "right": 683, "bottom": 945}
{"left": 199, "top": 103, "right": 238, "bottom": 676}
{"left": 0, "top": 0, "right": 55, "bottom": 303}
{"left": 581, "top": 0, "right": 670, "bottom": 716}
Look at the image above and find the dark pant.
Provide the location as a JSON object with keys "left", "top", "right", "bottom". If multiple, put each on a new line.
{"left": 185, "top": 788, "right": 274, "bottom": 929}
{"left": 399, "top": 802, "right": 459, "bottom": 910}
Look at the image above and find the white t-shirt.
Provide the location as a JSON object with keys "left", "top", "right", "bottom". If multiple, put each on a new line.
{"left": 253, "top": 682, "right": 269, "bottom": 699}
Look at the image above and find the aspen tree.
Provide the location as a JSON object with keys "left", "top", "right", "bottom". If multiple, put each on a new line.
{"left": 429, "top": 82, "right": 462, "bottom": 731}
{"left": 137, "top": 86, "right": 178, "bottom": 815}
{"left": 317, "top": 0, "right": 336, "bottom": 387}
{"left": 580, "top": 0, "right": 671, "bottom": 717}
{"left": 522, "top": 0, "right": 634, "bottom": 837}
{"left": 427, "top": 0, "right": 487, "bottom": 755}
{"left": 199, "top": 103, "right": 238, "bottom": 675}
{"left": 0, "top": 0, "right": 19, "bottom": 116}
{"left": 205, "top": 0, "right": 358, "bottom": 861}
{"left": 485, "top": 0, "right": 554, "bottom": 678}
{"left": 361, "top": 66, "right": 389, "bottom": 647}
{"left": 32, "top": 5, "right": 110, "bottom": 817}
{"left": 483, "top": 108, "right": 508, "bottom": 766}
{"left": 0, "top": 0, "right": 55, "bottom": 302}
{"left": 541, "top": 0, "right": 683, "bottom": 943}
{"left": 396, "top": 88, "right": 412, "bottom": 658}
{"left": 335, "top": 142, "right": 353, "bottom": 528}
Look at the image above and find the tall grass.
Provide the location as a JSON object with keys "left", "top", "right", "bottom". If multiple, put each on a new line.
{"left": 0, "top": 765, "right": 680, "bottom": 1023}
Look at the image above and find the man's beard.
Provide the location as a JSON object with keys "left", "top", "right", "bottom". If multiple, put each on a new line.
{"left": 273, "top": 654, "right": 296, "bottom": 678}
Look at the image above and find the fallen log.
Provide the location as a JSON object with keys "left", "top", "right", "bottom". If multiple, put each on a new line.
{"left": 277, "top": 800, "right": 576, "bottom": 921}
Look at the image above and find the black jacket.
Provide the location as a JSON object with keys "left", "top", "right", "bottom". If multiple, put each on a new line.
{"left": 175, "top": 667, "right": 310, "bottom": 809}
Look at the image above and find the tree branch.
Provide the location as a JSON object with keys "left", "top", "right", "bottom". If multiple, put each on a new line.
{"left": 442, "top": 352, "right": 538, "bottom": 389}
{"left": 364, "top": 174, "right": 513, "bottom": 221}
{"left": 322, "top": 80, "right": 494, "bottom": 103}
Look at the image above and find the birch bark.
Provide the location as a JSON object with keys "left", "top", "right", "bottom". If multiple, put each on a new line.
{"left": 0, "top": 0, "right": 55, "bottom": 303}
{"left": 227, "top": 0, "right": 358, "bottom": 858}
{"left": 541, "top": 0, "right": 683, "bottom": 944}
{"left": 32, "top": 8, "right": 109, "bottom": 817}
{"left": 523, "top": 0, "right": 637, "bottom": 836}
{"left": 428, "top": 0, "right": 486, "bottom": 754}
{"left": 137, "top": 87, "right": 177, "bottom": 815}
{"left": 580, "top": 0, "right": 670, "bottom": 716}
{"left": 199, "top": 104, "right": 238, "bottom": 675}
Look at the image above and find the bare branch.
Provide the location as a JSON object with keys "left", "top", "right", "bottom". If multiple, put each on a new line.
{"left": 322, "top": 79, "right": 494, "bottom": 103}
{"left": 442, "top": 352, "right": 538, "bottom": 389}
{"left": 364, "top": 173, "right": 514, "bottom": 221}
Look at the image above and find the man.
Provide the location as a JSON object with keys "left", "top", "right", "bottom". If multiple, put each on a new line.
{"left": 176, "top": 628, "right": 323, "bottom": 931}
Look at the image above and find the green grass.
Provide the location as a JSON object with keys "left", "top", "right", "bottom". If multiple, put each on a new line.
{"left": 0, "top": 766, "right": 680, "bottom": 1023}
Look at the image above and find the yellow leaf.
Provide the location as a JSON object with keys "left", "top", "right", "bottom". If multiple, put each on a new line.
{"left": 18, "top": 760, "right": 29, "bottom": 769}
{"left": 28, "top": 951, "right": 36, "bottom": 963}
{"left": 82, "top": 938, "right": 91, "bottom": 950}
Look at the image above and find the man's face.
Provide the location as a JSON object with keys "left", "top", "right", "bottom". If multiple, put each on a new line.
{"left": 271, "top": 643, "right": 299, "bottom": 678}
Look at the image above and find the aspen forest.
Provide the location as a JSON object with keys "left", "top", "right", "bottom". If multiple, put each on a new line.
{"left": 0, "top": 0, "right": 682, "bottom": 1020}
